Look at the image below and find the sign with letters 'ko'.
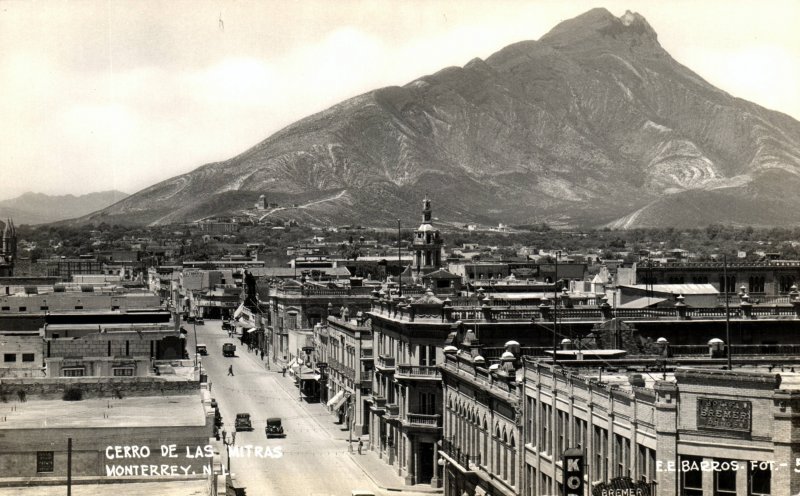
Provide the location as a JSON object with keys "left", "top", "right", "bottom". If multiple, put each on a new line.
{"left": 563, "top": 448, "right": 584, "bottom": 496}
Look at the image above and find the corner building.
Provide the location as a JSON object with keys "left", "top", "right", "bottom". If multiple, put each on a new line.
{"left": 367, "top": 290, "right": 449, "bottom": 487}
{"left": 521, "top": 360, "right": 800, "bottom": 496}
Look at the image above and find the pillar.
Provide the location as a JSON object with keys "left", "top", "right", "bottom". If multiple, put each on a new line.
{"left": 404, "top": 434, "right": 416, "bottom": 485}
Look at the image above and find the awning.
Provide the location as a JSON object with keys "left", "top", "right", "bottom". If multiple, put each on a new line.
{"left": 233, "top": 303, "right": 245, "bottom": 319}
{"left": 246, "top": 327, "right": 258, "bottom": 333}
{"left": 234, "top": 319, "right": 251, "bottom": 328}
{"left": 330, "top": 391, "right": 350, "bottom": 412}
{"left": 326, "top": 390, "right": 344, "bottom": 408}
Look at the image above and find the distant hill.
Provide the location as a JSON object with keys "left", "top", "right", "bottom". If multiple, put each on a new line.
{"left": 0, "top": 190, "right": 129, "bottom": 225}
{"left": 80, "top": 8, "right": 800, "bottom": 228}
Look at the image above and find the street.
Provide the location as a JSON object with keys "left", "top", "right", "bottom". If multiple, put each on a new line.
{"left": 189, "top": 319, "right": 383, "bottom": 496}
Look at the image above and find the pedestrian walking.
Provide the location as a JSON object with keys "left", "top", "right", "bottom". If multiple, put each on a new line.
{"left": 358, "top": 439, "right": 363, "bottom": 455}
{"left": 260, "top": 350, "right": 264, "bottom": 360}
{"left": 227, "top": 365, "right": 234, "bottom": 376}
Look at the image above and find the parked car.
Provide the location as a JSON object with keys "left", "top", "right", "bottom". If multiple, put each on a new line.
{"left": 235, "top": 413, "right": 252, "bottom": 431}
{"left": 223, "top": 343, "right": 236, "bottom": 357}
{"left": 196, "top": 344, "right": 208, "bottom": 355}
{"left": 222, "top": 320, "right": 233, "bottom": 331}
{"left": 196, "top": 317, "right": 205, "bottom": 325}
{"left": 185, "top": 315, "right": 195, "bottom": 323}
{"left": 265, "top": 417, "right": 284, "bottom": 438}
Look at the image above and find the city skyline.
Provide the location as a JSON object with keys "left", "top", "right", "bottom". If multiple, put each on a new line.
{"left": 1, "top": 0, "right": 799, "bottom": 201}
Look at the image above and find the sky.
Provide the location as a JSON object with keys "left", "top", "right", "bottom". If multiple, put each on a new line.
{"left": 1, "top": 0, "right": 798, "bottom": 201}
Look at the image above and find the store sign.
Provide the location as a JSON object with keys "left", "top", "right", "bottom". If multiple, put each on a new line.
{"left": 592, "top": 477, "right": 655, "bottom": 496}
{"left": 563, "top": 448, "right": 584, "bottom": 496}
{"left": 697, "top": 398, "right": 751, "bottom": 432}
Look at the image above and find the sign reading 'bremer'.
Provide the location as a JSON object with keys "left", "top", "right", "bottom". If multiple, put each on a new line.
{"left": 697, "top": 398, "right": 751, "bottom": 432}
{"left": 563, "top": 448, "right": 584, "bottom": 496}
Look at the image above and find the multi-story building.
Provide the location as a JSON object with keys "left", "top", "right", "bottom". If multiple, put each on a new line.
{"left": 520, "top": 359, "right": 800, "bottom": 496}
{"left": 260, "top": 279, "right": 374, "bottom": 368}
{"left": 367, "top": 290, "right": 451, "bottom": 487}
{"left": 43, "top": 322, "right": 184, "bottom": 377}
{"left": 637, "top": 260, "right": 800, "bottom": 298}
{"left": 317, "top": 314, "right": 373, "bottom": 434}
{"left": 440, "top": 343, "right": 522, "bottom": 496}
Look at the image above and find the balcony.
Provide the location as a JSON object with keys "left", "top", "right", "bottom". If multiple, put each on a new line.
{"left": 396, "top": 364, "right": 441, "bottom": 381}
{"left": 385, "top": 403, "right": 400, "bottom": 417}
{"left": 404, "top": 413, "right": 442, "bottom": 429}
{"left": 375, "top": 354, "right": 396, "bottom": 372}
{"left": 370, "top": 395, "right": 387, "bottom": 414}
{"left": 441, "top": 438, "right": 480, "bottom": 470}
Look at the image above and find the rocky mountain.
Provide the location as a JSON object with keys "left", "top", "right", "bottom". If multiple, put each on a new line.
{"left": 80, "top": 8, "right": 800, "bottom": 228}
{"left": 0, "top": 191, "right": 128, "bottom": 225}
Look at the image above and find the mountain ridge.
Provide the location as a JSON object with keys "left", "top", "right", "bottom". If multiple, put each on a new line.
{"left": 77, "top": 8, "right": 800, "bottom": 228}
{"left": 1, "top": 190, "right": 129, "bottom": 225}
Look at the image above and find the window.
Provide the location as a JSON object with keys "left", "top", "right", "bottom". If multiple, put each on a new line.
{"left": 36, "top": 451, "right": 54, "bottom": 472}
{"left": 18, "top": 306, "right": 26, "bottom": 312}
{"left": 638, "top": 444, "right": 656, "bottom": 482}
{"left": 614, "top": 434, "right": 630, "bottom": 477}
{"left": 74, "top": 305, "right": 83, "bottom": 310}
{"left": 22, "top": 353, "right": 34, "bottom": 362}
{"left": 286, "top": 313, "right": 297, "bottom": 330}
{"left": 526, "top": 464, "right": 537, "bottom": 496}
{"left": 540, "top": 404, "right": 551, "bottom": 455}
{"left": 593, "top": 426, "right": 608, "bottom": 480}
{"left": 556, "top": 410, "right": 568, "bottom": 455}
{"left": 62, "top": 368, "right": 85, "bottom": 377}
{"left": 574, "top": 417, "right": 587, "bottom": 451}
{"left": 525, "top": 397, "right": 536, "bottom": 446}
{"left": 680, "top": 456, "right": 704, "bottom": 496}
{"left": 113, "top": 367, "right": 134, "bottom": 376}
{"left": 749, "top": 461, "right": 771, "bottom": 496}
{"left": 4, "top": 353, "right": 16, "bottom": 362}
{"left": 714, "top": 458, "right": 737, "bottom": 495}
{"left": 0, "top": 306, "right": 9, "bottom": 311}
{"left": 40, "top": 306, "right": 49, "bottom": 311}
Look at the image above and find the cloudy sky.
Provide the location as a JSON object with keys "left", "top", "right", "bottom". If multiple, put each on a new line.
{"left": 1, "top": 0, "right": 798, "bottom": 201}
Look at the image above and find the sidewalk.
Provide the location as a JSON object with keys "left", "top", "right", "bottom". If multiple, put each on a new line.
{"left": 348, "top": 449, "right": 441, "bottom": 495}
{"left": 265, "top": 359, "right": 441, "bottom": 494}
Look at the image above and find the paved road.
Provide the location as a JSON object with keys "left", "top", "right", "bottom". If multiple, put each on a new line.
{"left": 191, "top": 320, "right": 380, "bottom": 496}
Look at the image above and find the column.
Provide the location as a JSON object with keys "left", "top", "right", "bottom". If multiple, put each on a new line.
{"left": 431, "top": 441, "right": 441, "bottom": 488}
{"left": 405, "top": 434, "right": 416, "bottom": 484}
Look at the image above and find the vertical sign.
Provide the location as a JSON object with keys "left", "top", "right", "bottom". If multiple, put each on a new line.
{"left": 563, "top": 448, "right": 584, "bottom": 496}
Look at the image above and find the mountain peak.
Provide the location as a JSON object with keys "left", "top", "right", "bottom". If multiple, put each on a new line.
{"left": 539, "top": 8, "right": 659, "bottom": 53}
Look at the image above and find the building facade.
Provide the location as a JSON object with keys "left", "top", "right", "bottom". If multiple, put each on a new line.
{"left": 367, "top": 290, "right": 449, "bottom": 487}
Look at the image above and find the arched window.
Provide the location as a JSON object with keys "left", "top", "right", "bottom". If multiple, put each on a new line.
{"left": 495, "top": 426, "right": 502, "bottom": 474}
{"left": 482, "top": 418, "right": 488, "bottom": 466}
{"left": 502, "top": 429, "right": 509, "bottom": 480}
{"left": 510, "top": 435, "right": 516, "bottom": 485}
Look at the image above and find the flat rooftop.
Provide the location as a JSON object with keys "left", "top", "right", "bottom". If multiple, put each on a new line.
{"left": 0, "top": 394, "right": 206, "bottom": 430}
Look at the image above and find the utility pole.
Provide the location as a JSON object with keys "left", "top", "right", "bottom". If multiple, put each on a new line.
{"left": 67, "top": 438, "right": 72, "bottom": 496}
{"left": 553, "top": 251, "right": 560, "bottom": 366}
{"left": 723, "top": 254, "right": 732, "bottom": 370}
{"left": 397, "top": 219, "right": 402, "bottom": 298}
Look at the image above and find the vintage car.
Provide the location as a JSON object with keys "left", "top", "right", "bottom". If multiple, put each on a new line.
{"left": 265, "top": 417, "right": 285, "bottom": 438}
{"left": 235, "top": 413, "right": 253, "bottom": 431}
